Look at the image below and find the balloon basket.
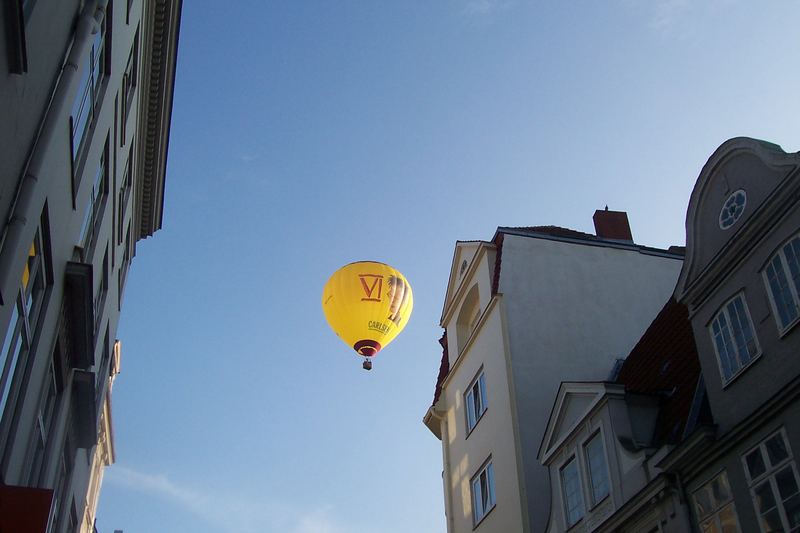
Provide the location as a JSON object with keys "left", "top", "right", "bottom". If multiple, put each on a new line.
{"left": 362, "top": 358, "right": 373, "bottom": 371}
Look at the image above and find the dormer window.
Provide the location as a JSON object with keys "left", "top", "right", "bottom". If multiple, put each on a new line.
{"left": 763, "top": 235, "right": 800, "bottom": 334}
{"left": 710, "top": 293, "right": 760, "bottom": 385}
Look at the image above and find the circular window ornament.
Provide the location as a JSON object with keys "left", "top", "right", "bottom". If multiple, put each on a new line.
{"left": 719, "top": 189, "right": 747, "bottom": 230}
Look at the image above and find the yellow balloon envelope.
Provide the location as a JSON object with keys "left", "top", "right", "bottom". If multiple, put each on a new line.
{"left": 322, "top": 261, "right": 413, "bottom": 360}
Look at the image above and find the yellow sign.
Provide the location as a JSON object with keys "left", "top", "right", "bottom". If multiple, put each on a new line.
{"left": 322, "top": 261, "right": 413, "bottom": 358}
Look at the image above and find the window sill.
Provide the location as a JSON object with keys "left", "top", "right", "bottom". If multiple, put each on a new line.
{"left": 586, "top": 492, "right": 610, "bottom": 512}
{"left": 720, "top": 351, "right": 763, "bottom": 390}
{"left": 472, "top": 502, "right": 496, "bottom": 530}
{"left": 776, "top": 315, "right": 800, "bottom": 339}
{"left": 465, "top": 408, "right": 487, "bottom": 440}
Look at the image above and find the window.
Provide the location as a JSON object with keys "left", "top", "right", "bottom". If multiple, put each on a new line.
{"left": 122, "top": 29, "right": 139, "bottom": 127}
{"left": 70, "top": 8, "right": 109, "bottom": 161}
{"left": 693, "top": 471, "right": 740, "bottom": 532}
{"left": 78, "top": 135, "right": 110, "bottom": 257}
{"left": 743, "top": 430, "right": 800, "bottom": 532}
{"left": 561, "top": 456, "right": 585, "bottom": 527}
{"left": 94, "top": 247, "right": 109, "bottom": 333}
{"left": 0, "top": 229, "right": 48, "bottom": 425}
{"left": 26, "top": 341, "right": 65, "bottom": 485}
{"left": 118, "top": 142, "right": 133, "bottom": 245}
{"left": 763, "top": 236, "right": 800, "bottom": 333}
{"left": 465, "top": 370, "right": 487, "bottom": 434}
{"left": 471, "top": 459, "right": 495, "bottom": 526}
{"left": 709, "top": 294, "right": 760, "bottom": 384}
{"left": 584, "top": 432, "right": 610, "bottom": 506}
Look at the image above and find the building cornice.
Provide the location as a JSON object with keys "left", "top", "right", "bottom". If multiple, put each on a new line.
{"left": 134, "top": 0, "right": 182, "bottom": 240}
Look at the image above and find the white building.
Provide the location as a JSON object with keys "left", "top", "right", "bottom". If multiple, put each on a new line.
{"left": 0, "top": 0, "right": 181, "bottom": 531}
{"left": 423, "top": 211, "right": 683, "bottom": 532}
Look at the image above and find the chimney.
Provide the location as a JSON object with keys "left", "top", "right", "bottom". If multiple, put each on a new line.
{"left": 593, "top": 207, "right": 633, "bottom": 242}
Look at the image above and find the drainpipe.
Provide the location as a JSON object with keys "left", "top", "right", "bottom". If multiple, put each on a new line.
{"left": 0, "top": 0, "right": 107, "bottom": 305}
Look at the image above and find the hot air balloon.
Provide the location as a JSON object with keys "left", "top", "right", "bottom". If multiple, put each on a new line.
{"left": 322, "top": 261, "right": 413, "bottom": 370}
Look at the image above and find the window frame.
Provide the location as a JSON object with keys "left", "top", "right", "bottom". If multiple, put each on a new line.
{"left": 708, "top": 292, "right": 761, "bottom": 387}
{"left": 470, "top": 457, "right": 496, "bottom": 527}
{"left": 582, "top": 430, "right": 611, "bottom": 509}
{"left": 691, "top": 469, "right": 741, "bottom": 533}
{"left": 0, "top": 218, "right": 52, "bottom": 452}
{"left": 70, "top": 3, "right": 112, "bottom": 192}
{"left": 762, "top": 234, "right": 800, "bottom": 336}
{"left": 77, "top": 133, "right": 110, "bottom": 261}
{"left": 742, "top": 428, "right": 800, "bottom": 533}
{"left": 559, "top": 454, "right": 586, "bottom": 528}
{"left": 464, "top": 368, "right": 488, "bottom": 437}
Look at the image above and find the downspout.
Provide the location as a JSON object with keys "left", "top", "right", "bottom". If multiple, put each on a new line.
{"left": 440, "top": 415, "right": 456, "bottom": 533}
{"left": 0, "top": 0, "right": 107, "bottom": 305}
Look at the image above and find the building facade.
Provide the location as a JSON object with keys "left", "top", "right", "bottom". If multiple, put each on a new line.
{"left": 0, "top": 0, "right": 181, "bottom": 531}
{"left": 537, "top": 137, "right": 800, "bottom": 533}
{"left": 423, "top": 214, "right": 684, "bottom": 532}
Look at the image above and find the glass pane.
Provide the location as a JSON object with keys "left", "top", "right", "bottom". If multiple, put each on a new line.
{"left": 755, "top": 482, "right": 777, "bottom": 513}
{"left": 585, "top": 434, "right": 609, "bottom": 503}
{"left": 696, "top": 486, "right": 713, "bottom": 518}
{"left": 701, "top": 518, "right": 720, "bottom": 533}
{"left": 776, "top": 467, "right": 799, "bottom": 500}
{"left": 472, "top": 477, "right": 482, "bottom": 520}
{"left": 719, "top": 503, "right": 740, "bottom": 533}
{"left": 466, "top": 390, "right": 476, "bottom": 430}
{"left": 712, "top": 472, "right": 732, "bottom": 505}
{"left": 784, "top": 493, "right": 800, "bottom": 529}
{"left": 486, "top": 463, "right": 495, "bottom": 508}
{"left": 785, "top": 239, "right": 800, "bottom": 291}
{"left": 766, "top": 434, "right": 790, "bottom": 466}
{"left": 561, "top": 458, "right": 585, "bottom": 524}
{"left": 760, "top": 508, "right": 783, "bottom": 533}
{"left": 712, "top": 315, "right": 736, "bottom": 380}
{"left": 730, "top": 298, "right": 757, "bottom": 363}
{"left": 747, "top": 449, "right": 767, "bottom": 480}
{"left": 478, "top": 374, "right": 487, "bottom": 414}
{"left": 0, "top": 332, "right": 26, "bottom": 417}
{"left": 767, "top": 259, "right": 798, "bottom": 328}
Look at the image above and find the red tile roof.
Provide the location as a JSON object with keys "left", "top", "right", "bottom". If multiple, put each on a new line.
{"left": 432, "top": 332, "right": 449, "bottom": 406}
{"left": 616, "top": 297, "right": 702, "bottom": 445}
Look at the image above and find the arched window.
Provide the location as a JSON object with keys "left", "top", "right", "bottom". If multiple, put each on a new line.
{"left": 456, "top": 284, "right": 480, "bottom": 352}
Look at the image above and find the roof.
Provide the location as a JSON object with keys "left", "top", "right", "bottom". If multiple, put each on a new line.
{"left": 615, "top": 297, "right": 702, "bottom": 445}
{"left": 431, "top": 333, "right": 449, "bottom": 406}
{"left": 498, "top": 225, "right": 599, "bottom": 241}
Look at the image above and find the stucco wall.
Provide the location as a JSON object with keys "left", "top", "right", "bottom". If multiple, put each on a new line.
{"left": 499, "top": 234, "right": 683, "bottom": 531}
{"left": 440, "top": 243, "right": 526, "bottom": 532}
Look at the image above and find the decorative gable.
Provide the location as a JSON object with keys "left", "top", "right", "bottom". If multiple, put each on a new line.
{"left": 676, "top": 138, "right": 800, "bottom": 304}
{"left": 539, "top": 382, "right": 625, "bottom": 464}
{"left": 440, "top": 241, "right": 486, "bottom": 326}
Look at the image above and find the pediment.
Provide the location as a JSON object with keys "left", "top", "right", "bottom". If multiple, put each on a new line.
{"left": 440, "top": 241, "right": 485, "bottom": 326}
{"left": 539, "top": 382, "right": 624, "bottom": 463}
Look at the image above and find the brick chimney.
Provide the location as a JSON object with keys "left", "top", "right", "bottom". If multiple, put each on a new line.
{"left": 593, "top": 207, "right": 633, "bottom": 242}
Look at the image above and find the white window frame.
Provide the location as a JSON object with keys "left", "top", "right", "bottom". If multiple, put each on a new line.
{"left": 471, "top": 457, "right": 496, "bottom": 527}
{"left": 559, "top": 454, "right": 586, "bottom": 528}
{"left": 464, "top": 368, "right": 487, "bottom": 436}
{"left": 708, "top": 293, "right": 761, "bottom": 386}
{"left": 762, "top": 235, "right": 800, "bottom": 336}
{"left": 692, "top": 469, "right": 741, "bottom": 533}
{"left": 583, "top": 430, "right": 610, "bottom": 508}
{"left": 742, "top": 428, "right": 800, "bottom": 533}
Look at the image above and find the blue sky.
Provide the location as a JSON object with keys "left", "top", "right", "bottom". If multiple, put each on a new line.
{"left": 97, "top": 1, "right": 799, "bottom": 532}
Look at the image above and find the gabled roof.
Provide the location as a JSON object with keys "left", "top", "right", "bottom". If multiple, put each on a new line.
{"left": 616, "top": 297, "right": 702, "bottom": 445}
